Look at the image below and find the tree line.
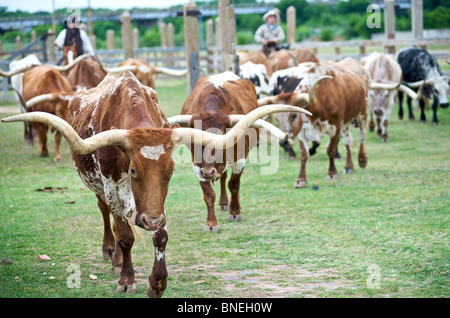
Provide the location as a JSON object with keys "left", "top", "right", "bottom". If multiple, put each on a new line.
{"left": 0, "top": 0, "right": 448, "bottom": 50}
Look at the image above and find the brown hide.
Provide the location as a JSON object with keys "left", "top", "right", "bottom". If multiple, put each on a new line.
{"left": 117, "top": 58, "right": 157, "bottom": 88}
{"left": 269, "top": 49, "right": 319, "bottom": 73}
{"left": 180, "top": 74, "right": 260, "bottom": 231}
{"left": 273, "top": 58, "right": 369, "bottom": 187}
{"left": 68, "top": 71, "right": 173, "bottom": 297}
{"left": 67, "top": 59, "right": 106, "bottom": 90}
{"left": 22, "top": 65, "right": 73, "bottom": 160}
{"left": 238, "top": 51, "right": 272, "bottom": 77}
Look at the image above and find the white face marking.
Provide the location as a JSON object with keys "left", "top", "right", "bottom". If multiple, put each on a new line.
{"left": 207, "top": 71, "right": 240, "bottom": 88}
{"left": 138, "top": 65, "right": 152, "bottom": 73}
{"left": 140, "top": 145, "right": 165, "bottom": 160}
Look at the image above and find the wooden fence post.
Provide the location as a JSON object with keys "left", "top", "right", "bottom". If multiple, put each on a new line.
{"left": 184, "top": 1, "right": 200, "bottom": 93}
{"left": 384, "top": 0, "right": 396, "bottom": 54}
{"left": 46, "top": 29, "right": 55, "bottom": 63}
{"left": 219, "top": 0, "right": 237, "bottom": 74}
{"left": 107, "top": 30, "right": 115, "bottom": 50}
{"left": 121, "top": 11, "right": 133, "bottom": 59}
{"left": 132, "top": 28, "right": 139, "bottom": 50}
{"left": 412, "top": 0, "right": 424, "bottom": 49}
{"left": 167, "top": 22, "right": 175, "bottom": 67}
{"left": 15, "top": 36, "right": 22, "bottom": 51}
{"left": 287, "top": 6, "right": 296, "bottom": 45}
{"left": 206, "top": 19, "right": 214, "bottom": 74}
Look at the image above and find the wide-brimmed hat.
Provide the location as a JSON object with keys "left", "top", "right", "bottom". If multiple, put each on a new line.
{"left": 263, "top": 10, "right": 277, "bottom": 21}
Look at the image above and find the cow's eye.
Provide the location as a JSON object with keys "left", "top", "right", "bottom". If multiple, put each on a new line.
{"left": 130, "top": 167, "right": 137, "bottom": 178}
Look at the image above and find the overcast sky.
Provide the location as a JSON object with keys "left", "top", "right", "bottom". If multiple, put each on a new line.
{"left": 0, "top": 0, "right": 194, "bottom": 12}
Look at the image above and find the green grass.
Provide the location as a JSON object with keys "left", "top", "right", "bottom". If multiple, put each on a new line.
{"left": 0, "top": 77, "right": 449, "bottom": 298}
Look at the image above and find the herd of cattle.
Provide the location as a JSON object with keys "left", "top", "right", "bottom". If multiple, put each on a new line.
{"left": 1, "top": 43, "right": 448, "bottom": 297}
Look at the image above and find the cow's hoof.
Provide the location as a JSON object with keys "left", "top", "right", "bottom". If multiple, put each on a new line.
{"left": 117, "top": 282, "right": 137, "bottom": 294}
{"left": 113, "top": 266, "right": 122, "bottom": 275}
{"left": 358, "top": 158, "right": 368, "bottom": 168}
{"left": 288, "top": 156, "right": 297, "bottom": 161}
{"left": 433, "top": 121, "right": 439, "bottom": 126}
{"left": 293, "top": 180, "right": 307, "bottom": 188}
{"left": 343, "top": 168, "right": 353, "bottom": 174}
{"left": 327, "top": 174, "right": 339, "bottom": 180}
{"left": 146, "top": 283, "right": 164, "bottom": 298}
{"left": 219, "top": 204, "right": 229, "bottom": 212}
{"left": 102, "top": 249, "right": 114, "bottom": 261}
{"left": 381, "top": 137, "right": 389, "bottom": 143}
{"left": 39, "top": 152, "right": 49, "bottom": 158}
{"left": 203, "top": 225, "right": 219, "bottom": 233}
{"left": 228, "top": 214, "right": 242, "bottom": 222}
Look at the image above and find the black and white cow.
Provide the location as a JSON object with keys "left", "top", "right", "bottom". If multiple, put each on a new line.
{"left": 239, "top": 61, "right": 271, "bottom": 98}
{"left": 397, "top": 48, "right": 449, "bottom": 124}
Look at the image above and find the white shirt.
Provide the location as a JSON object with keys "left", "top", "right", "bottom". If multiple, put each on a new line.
{"left": 54, "top": 28, "right": 95, "bottom": 56}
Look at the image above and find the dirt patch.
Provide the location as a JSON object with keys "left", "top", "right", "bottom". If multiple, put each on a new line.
{"left": 191, "top": 263, "right": 352, "bottom": 298}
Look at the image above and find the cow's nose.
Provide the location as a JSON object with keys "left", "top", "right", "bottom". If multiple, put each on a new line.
{"left": 139, "top": 214, "right": 166, "bottom": 231}
{"left": 279, "top": 140, "right": 289, "bottom": 149}
{"left": 374, "top": 108, "right": 383, "bottom": 116}
{"left": 200, "top": 167, "right": 217, "bottom": 180}
{"left": 440, "top": 103, "right": 449, "bottom": 108}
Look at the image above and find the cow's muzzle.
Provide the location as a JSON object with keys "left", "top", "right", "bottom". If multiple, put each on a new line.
{"left": 440, "top": 103, "right": 449, "bottom": 108}
{"left": 374, "top": 108, "right": 384, "bottom": 117}
{"left": 200, "top": 167, "right": 219, "bottom": 181}
{"left": 132, "top": 212, "right": 166, "bottom": 231}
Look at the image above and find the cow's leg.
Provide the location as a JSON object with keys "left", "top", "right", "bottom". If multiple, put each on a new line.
{"left": 294, "top": 135, "right": 309, "bottom": 188}
{"left": 398, "top": 91, "right": 404, "bottom": 120}
{"left": 200, "top": 181, "right": 219, "bottom": 232}
{"left": 53, "top": 131, "right": 62, "bottom": 162}
{"left": 356, "top": 115, "right": 368, "bottom": 168}
{"left": 381, "top": 119, "right": 389, "bottom": 142}
{"left": 369, "top": 109, "right": 375, "bottom": 132}
{"left": 341, "top": 124, "right": 354, "bottom": 174}
{"left": 407, "top": 96, "right": 416, "bottom": 121}
{"left": 34, "top": 123, "right": 49, "bottom": 157}
{"left": 419, "top": 98, "right": 426, "bottom": 123}
{"left": 218, "top": 170, "right": 229, "bottom": 211}
{"left": 431, "top": 98, "right": 439, "bottom": 125}
{"left": 228, "top": 171, "right": 243, "bottom": 222}
{"left": 113, "top": 215, "right": 136, "bottom": 294}
{"left": 96, "top": 195, "right": 115, "bottom": 261}
{"left": 376, "top": 117, "right": 382, "bottom": 137}
{"left": 326, "top": 132, "right": 340, "bottom": 180}
{"left": 147, "top": 227, "right": 168, "bottom": 298}
{"left": 308, "top": 141, "right": 319, "bottom": 156}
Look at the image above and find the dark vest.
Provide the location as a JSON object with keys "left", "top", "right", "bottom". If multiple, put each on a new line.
{"left": 64, "top": 28, "right": 84, "bottom": 56}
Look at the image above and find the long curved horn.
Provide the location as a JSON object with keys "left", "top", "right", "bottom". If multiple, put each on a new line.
{"left": 402, "top": 79, "right": 425, "bottom": 88}
{"left": 0, "top": 64, "right": 38, "bottom": 77}
{"left": 370, "top": 81, "right": 400, "bottom": 90}
{"left": 154, "top": 66, "right": 187, "bottom": 77}
{"left": 2, "top": 112, "right": 128, "bottom": 154}
{"left": 257, "top": 96, "right": 276, "bottom": 106}
{"left": 228, "top": 115, "right": 289, "bottom": 140}
{"left": 100, "top": 64, "right": 137, "bottom": 74}
{"left": 169, "top": 114, "right": 291, "bottom": 141}
{"left": 52, "top": 53, "right": 93, "bottom": 72}
{"left": 11, "top": 88, "right": 72, "bottom": 109}
{"left": 399, "top": 84, "right": 422, "bottom": 101}
{"left": 171, "top": 104, "right": 312, "bottom": 150}
{"left": 296, "top": 75, "right": 332, "bottom": 104}
{"left": 167, "top": 115, "right": 193, "bottom": 126}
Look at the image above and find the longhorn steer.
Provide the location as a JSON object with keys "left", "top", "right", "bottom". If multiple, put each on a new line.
{"left": 362, "top": 52, "right": 421, "bottom": 142}
{"left": 170, "top": 71, "right": 312, "bottom": 232}
{"left": 268, "top": 48, "right": 319, "bottom": 74}
{"left": 259, "top": 58, "right": 369, "bottom": 188}
{"left": 3, "top": 71, "right": 306, "bottom": 297}
{"left": 397, "top": 47, "right": 449, "bottom": 124}
{"left": 18, "top": 65, "right": 74, "bottom": 161}
{"left": 114, "top": 58, "right": 187, "bottom": 88}
{"left": 239, "top": 61, "right": 271, "bottom": 97}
